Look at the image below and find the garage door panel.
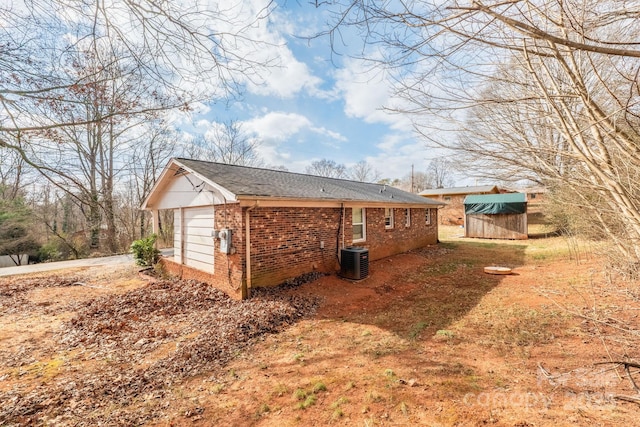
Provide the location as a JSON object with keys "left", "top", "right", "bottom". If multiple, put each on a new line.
{"left": 182, "top": 207, "right": 215, "bottom": 272}
{"left": 184, "top": 217, "right": 214, "bottom": 228}
{"left": 185, "top": 226, "right": 213, "bottom": 237}
{"left": 184, "top": 241, "right": 214, "bottom": 256}
{"left": 183, "top": 233, "right": 214, "bottom": 245}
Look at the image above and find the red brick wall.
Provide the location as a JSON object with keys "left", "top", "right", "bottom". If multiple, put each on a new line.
{"left": 434, "top": 195, "right": 465, "bottom": 225}
{"left": 347, "top": 207, "right": 438, "bottom": 260}
{"left": 160, "top": 257, "right": 245, "bottom": 300}
{"left": 166, "top": 204, "right": 439, "bottom": 298}
{"left": 248, "top": 207, "right": 342, "bottom": 287}
{"left": 213, "top": 203, "right": 245, "bottom": 292}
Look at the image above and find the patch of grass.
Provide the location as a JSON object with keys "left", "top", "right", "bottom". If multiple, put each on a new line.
{"left": 463, "top": 306, "right": 567, "bottom": 355}
{"left": 408, "top": 321, "right": 429, "bottom": 339}
{"left": 332, "top": 408, "right": 344, "bottom": 419}
{"left": 272, "top": 383, "right": 289, "bottom": 397}
{"left": 360, "top": 335, "right": 410, "bottom": 359}
{"left": 435, "top": 329, "right": 455, "bottom": 339}
{"left": 256, "top": 403, "right": 270, "bottom": 416}
{"left": 210, "top": 383, "right": 224, "bottom": 394}
{"left": 366, "top": 390, "right": 384, "bottom": 403}
{"left": 423, "top": 261, "right": 461, "bottom": 276}
{"left": 296, "top": 394, "right": 317, "bottom": 410}
{"left": 345, "top": 381, "right": 355, "bottom": 391}
{"left": 383, "top": 369, "right": 395, "bottom": 378}
{"left": 330, "top": 397, "right": 349, "bottom": 409}
{"left": 22, "top": 356, "right": 66, "bottom": 380}
{"left": 398, "top": 401, "right": 409, "bottom": 415}
{"left": 313, "top": 382, "right": 327, "bottom": 393}
{"left": 293, "top": 388, "right": 306, "bottom": 401}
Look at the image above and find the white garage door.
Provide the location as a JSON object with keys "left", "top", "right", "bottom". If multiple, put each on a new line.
{"left": 181, "top": 206, "right": 215, "bottom": 272}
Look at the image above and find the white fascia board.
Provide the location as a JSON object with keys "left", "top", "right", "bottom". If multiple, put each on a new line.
{"left": 141, "top": 158, "right": 237, "bottom": 210}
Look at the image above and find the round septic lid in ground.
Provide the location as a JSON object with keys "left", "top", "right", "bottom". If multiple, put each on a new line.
{"left": 484, "top": 266, "right": 512, "bottom": 275}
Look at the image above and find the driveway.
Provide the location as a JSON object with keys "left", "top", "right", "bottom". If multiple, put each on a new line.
{"left": 0, "top": 249, "right": 174, "bottom": 277}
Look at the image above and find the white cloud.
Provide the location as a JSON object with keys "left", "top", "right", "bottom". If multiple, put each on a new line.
{"left": 243, "top": 112, "right": 312, "bottom": 141}
{"left": 247, "top": 50, "right": 324, "bottom": 99}
{"left": 333, "top": 56, "right": 413, "bottom": 131}
{"left": 214, "top": 0, "right": 326, "bottom": 99}
{"left": 243, "top": 111, "right": 345, "bottom": 142}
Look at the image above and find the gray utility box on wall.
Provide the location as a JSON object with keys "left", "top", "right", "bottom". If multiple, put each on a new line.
{"left": 340, "top": 247, "right": 369, "bottom": 280}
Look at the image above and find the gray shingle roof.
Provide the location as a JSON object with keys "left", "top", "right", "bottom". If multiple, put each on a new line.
{"left": 176, "top": 158, "right": 440, "bottom": 206}
{"left": 419, "top": 185, "right": 499, "bottom": 197}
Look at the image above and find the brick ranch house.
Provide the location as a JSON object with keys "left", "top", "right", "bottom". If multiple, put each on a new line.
{"left": 142, "top": 158, "right": 442, "bottom": 300}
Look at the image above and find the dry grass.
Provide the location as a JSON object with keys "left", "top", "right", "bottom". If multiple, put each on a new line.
{"left": 2, "top": 230, "right": 640, "bottom": 426}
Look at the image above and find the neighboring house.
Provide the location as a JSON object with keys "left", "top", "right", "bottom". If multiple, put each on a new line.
{"left": 503, "top": 185, "right": 548, "bottom": 225}
{"left": 464, "top": 193, "right": 528, "bottom": 240}
{"left": 419, "top": 185, "right": 500, "bottom": 225}
{"left": 142, "top": 158, "right": 442, "bottom": 300}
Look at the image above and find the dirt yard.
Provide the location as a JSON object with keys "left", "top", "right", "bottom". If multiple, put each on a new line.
{"left": 1, "top": 227, "right": 639, "bottom": 426}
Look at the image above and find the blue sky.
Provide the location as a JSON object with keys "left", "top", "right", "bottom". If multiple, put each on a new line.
{"left": 170, "top": 0, "right": 455, "bottom": 183}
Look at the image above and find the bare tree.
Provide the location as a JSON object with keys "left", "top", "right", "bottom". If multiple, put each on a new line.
{"left": 0, "top": 148, "right": 29, "bottom": 201}
{"left": 121, "top": 122, "right": 177, "bottom": 242}
{"left": 0, "top": 1, "right": 276, "bottom": 255}
{"left": 185, "top": 120, "right": 263, "bottom": 167}
{"left": 306, "top": 159, "right": 348, "bottom": 178}
{"left": 398, "top": 171, "right": 431, "bottom": 193}
{"left": 319, "top": 0, "right": 640, "bottom": 267}
{"left": 427, "top": 158, "right": 454, "bottom": 189}
{"left": 0, "top": 1, "right": 273, "bottom": 141}
{"left": 350, "top": 160, "right": 381, "bottom": 182}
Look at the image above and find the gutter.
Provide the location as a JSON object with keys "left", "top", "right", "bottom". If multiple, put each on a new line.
{"left": 244, "top": 201, "right": 259, "bottom": 299}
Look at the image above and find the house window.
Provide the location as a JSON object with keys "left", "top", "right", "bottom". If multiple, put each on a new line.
{"left": 352, "top": 208, "right": 366, "bottom": 242}
{"left": 444, "top": 196, "right": 451, "bottom": 201}
{"left": 425, "top": 208, "right": 431, "bottom": 225}
{"left": 384, "top": 208, "right": 394, "bottom": 229}
{"left": 405, "top": 208, "right": 411, "bottom": 227}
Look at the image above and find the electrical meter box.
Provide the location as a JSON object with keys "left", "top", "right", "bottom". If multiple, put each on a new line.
{"left": 219, "top": 228, "right": 232, "bottom": 254}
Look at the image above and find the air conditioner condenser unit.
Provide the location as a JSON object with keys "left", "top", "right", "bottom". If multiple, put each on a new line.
{"left": 340, "top": 247, "right": 369, "bottom": 280}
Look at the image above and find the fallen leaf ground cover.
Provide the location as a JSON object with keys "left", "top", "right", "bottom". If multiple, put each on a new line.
{"left": 1, "top": 228, "right": 640, "bottom": 426}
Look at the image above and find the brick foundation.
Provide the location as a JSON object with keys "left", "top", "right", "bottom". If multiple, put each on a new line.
{"left": 159, "top": 257, "right": 245, "bottom": 300}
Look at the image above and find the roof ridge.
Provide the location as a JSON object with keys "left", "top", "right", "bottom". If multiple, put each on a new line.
{"left": 174, "top": 157, "right": 386, "bottom": 186}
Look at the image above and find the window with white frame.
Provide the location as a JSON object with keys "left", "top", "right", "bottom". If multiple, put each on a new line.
{"left": 405, "top": 208, "right": 411, "bottom": 227}
{"left": 384, "top": 207, "right": 394, "bottom": 229}
{"left": 425, "top": 208, "right": 431, "bottom": 225}
{"left": 352, "top": 208, "right": 366, "bottom": 242}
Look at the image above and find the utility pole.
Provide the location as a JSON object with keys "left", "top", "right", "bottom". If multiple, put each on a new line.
{"left": 411, "top": 164, "right": 414, "bottom": 193}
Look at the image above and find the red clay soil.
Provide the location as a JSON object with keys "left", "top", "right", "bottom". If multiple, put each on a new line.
{"left": 2, "top": 239, "right": 640, "bottom": 427}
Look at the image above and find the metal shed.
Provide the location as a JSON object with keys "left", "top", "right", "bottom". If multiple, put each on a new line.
{"left": 464, "top": 193, "right": 528, "bottom": 240}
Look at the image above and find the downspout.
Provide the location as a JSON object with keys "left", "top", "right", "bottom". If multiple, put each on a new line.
{"left": 342, "top": 203, "right": 345, "bottom": 250}
{"left": 244, "top": 201, "right": 259, "bottom": 299}
{"left": 337, "top": 203, "right": 345, "bottom": 265}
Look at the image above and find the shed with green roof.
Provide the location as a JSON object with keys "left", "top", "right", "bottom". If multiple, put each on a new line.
{"left": 463, "top": 193, "right": 528, "bottom": 239}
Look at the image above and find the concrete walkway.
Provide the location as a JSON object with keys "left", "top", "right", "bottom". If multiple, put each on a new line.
{"left": 0, "top": 249, "right": 173, "bottom": 277}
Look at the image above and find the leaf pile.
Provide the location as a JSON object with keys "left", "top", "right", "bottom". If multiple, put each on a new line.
{"left": 0, "top": 275, "right": 83, "bottom": 314}
{"left": 0, "top": 278, "right": 319, "bottom": 426}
